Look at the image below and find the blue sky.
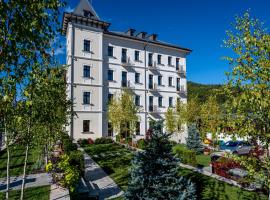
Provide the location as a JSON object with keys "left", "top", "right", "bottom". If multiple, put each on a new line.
{"left": 57, "top": 0, "right": 270, "bottom": 84}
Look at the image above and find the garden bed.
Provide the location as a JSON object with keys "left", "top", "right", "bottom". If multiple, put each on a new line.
{"left": 83, "top": 143, "right": 267, "bottom": 200}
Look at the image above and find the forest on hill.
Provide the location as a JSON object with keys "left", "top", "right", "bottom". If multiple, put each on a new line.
{"left": 187, "top": 81, "right": 226, "bottom": 104}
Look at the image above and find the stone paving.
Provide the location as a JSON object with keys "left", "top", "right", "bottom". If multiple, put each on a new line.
{"left": 0, "top": 173, "right": 51, "bottom": 192}
{"left": 79, "top": 147, "right": 124, "bottom": 200}
{"left": 49, "top": 184, "right": 70, "bottom": 200}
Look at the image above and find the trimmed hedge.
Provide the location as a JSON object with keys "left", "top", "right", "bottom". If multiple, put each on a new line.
{"left": 69, "top": 150, "right": 84, "bottom": 175}
{"left": 173, "top": 144, "right": 197, "bottom": 167}
{"left": 95, "top": 137, "right": 113, "bottom": 144}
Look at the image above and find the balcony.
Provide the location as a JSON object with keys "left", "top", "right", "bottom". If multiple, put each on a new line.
{"left": 177, "top": 86, "right": 187, "bottom": 96}
{"left": 121, "top": 80, "right": 134, "bottom": 89}
{"left": 148, "top": 61, "right": 157, "bottom": 70}
{"left": 149, "top": 105, "right": 159, "bottom": 112}
{"left": 176, "top": 65, "right": 186, "bottom": 77}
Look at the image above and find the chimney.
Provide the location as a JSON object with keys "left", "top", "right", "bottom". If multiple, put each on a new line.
{"left": 126, "top": 28, "right": 136, "bottom": 36}
{"left": 137, "top": 31, "right": 147, "bottom": 39}
{"left": 148, "top": 33, "right": 158, "bottom": 41}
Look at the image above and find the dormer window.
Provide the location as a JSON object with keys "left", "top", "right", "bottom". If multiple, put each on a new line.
{"left": 83, "top": 10, "right": 93, "bottom": 18}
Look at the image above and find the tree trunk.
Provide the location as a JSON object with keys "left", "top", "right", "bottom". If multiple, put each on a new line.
{"left": 20, "top": 143, "right": 29, "bottom": 200}
{"left": 20, "top": 118, "right": 31, "bottom": 200}
{"left": 4, "top": 119, "right": 10, "bottom": 200}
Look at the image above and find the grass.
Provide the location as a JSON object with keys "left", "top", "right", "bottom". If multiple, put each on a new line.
{"left": 84, "top": 143, "right": 267, "bottom": 200}
{"left": 0, "top": 186, "right": 50, "bottom": 200}
{"left": 0, "top": 144, "right": 43, "bottom": 178}
{"left": 83, "top": 143, "right": 133, "bottom": 190}
{"left": 196, "top": 154, "right": 211, "bottom": 167}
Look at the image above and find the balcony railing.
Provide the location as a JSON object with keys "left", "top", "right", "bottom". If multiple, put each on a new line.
{"left": 121, "top": 80, "right": 134, "bottom": 89}
{"left": 177, "top": 66, "right": 186, "bottom": 76}
{"left": 121, "top": 57, "right": 132, "bottom": 66}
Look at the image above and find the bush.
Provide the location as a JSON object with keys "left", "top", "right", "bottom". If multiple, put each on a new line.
{"left": 170, "top": 140, "right": 177, "bottom": 146}
{"left": 69, "top": 150, "right": 84, "bottom": 175}
{"left": 95, "top": 137, "right": 113, "bottom": 144}
{"left": 173, "top": 145, "right": 197, "bottom": 167}
{"left": 116, "top": 134, "right": 121, "bottom": 142}
{"left": 77, "top": 139, "right": 88, "bottom": 146}
{"left": 125, "top": 137, "right": 132, "bottom": 144}
{"left": 137, "top": 139, "right": 147, "bottom": 150}
{"left": 62, "top": 138, "right": 77, "bottom": 153}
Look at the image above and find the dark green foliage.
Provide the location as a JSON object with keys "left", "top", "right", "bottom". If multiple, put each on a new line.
{"left": 186, "top": 124, "right": 204, "bottom": 154}
{"left": 125, "top": 137, "right": 132, "bottom": 144}
{"left": 188, "top": 81, "right": 225, "bottom": 104}
{"left": 69, "top": 150, "right": 84, "bottom": 175}
{"left": 137, "top": 139, "right": 147, "bottom": 150}
{"left": 173, "top": 145, "right": 197, "bottom": 167}
{"left": 125, "top": 130, "right": 196, "bottom": 200}
{"left": 116, "top": 135, "right": 121, "bottom": 142}
{"left": 77, "top": 139, "right": 89, "bottom": 146}
{"left": 95, "top": 137, "right": 114, "bottom": 144}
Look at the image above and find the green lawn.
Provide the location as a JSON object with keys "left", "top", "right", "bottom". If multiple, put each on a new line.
{"left": 84, "top": 143, "right": 267, "bottom": 200}
{"left": 0, "top": 186, "right": 50, "bottom": 200}
{"left": 83, "top": 143, "right": 133, "bottom": 190}
{"left": 196, "top": 154, "right": 211, "bottom": 167}
{"left": 0, "top": 145, "right": 43, "bottom": 178}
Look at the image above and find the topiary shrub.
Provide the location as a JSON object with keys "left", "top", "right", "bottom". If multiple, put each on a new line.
{"left": 95, "top": 137, "right": 113, "bottom": 144}
{"left": 173, "top": 145, "right": 197, "bottom": 167}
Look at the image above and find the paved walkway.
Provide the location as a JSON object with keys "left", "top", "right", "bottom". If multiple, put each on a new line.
{"left": 49, "top": 184, "right": 70, "bottom": 200}
{"left": 0, "top": 173, "right": 51, "bottom": 192}
{"left": 79, "top": 147, "right": 124, "bottom": 200}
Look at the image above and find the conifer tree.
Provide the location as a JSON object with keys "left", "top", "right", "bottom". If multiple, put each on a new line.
{"left": 186, "top": 124, "right": 203, "bottom": 154}
{"left": 125, "top": 122, "right": 196, "bottom": 200}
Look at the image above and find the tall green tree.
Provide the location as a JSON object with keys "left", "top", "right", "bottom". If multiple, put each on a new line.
{"left": 108, "top": 89, "right": 139, "bottom": 138}
{"left": 125, "top": 123, "right": 196, "bottom": 200}
{"left": 0, "top": 1, "right": 65, "bottom": 199}
{"left": 223, "top": 11, "right": 270, "bottom": 198}
{"left": 165, "top": 107, "right": 177, "bottom": 134}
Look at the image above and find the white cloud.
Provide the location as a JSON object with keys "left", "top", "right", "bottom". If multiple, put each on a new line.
{"left": 54, "top": 47, "right": 65, "bottom": 56}
{"left": 64, "top": 6, "right": 74, "bottom": 13}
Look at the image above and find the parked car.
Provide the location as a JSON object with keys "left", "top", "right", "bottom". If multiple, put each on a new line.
{"left": 220, "top": 141, "right": 252, "bottom": 155}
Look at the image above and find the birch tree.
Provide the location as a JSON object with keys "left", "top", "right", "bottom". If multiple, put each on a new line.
{"left": 223, "top": 11, "right": 270, "bottom": 198}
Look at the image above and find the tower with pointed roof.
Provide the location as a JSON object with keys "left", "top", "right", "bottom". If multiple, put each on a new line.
{"left": 62, "top": 0, "right": 191, "bottom": 143}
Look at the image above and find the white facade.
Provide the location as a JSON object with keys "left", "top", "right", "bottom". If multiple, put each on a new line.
{"left": 62, "top": 0, "right": 191, "bottom": 143}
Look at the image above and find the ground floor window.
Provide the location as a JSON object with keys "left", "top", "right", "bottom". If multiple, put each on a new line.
{"left": 83, "top": 120, "right": 90, "bottom": 132}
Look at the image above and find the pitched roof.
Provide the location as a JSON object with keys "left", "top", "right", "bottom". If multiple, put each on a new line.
{"left": 73, "top": 0, "right": 100, "bottom": 20}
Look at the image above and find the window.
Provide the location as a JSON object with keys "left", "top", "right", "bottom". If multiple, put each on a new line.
{"left": 168, "top": 56, "right": 172, "bottom": 66}
{"left": 83, "top": 40, "right": 90, "bottom": 52}
{"left": 135, "top": 50, "right": 140, "bottom": 61}
{"left": 83, "top": 65, "right": 90, "bottom": 78}
{"left": 149, "top": 74, "right": 153, "bottom": 89}
{"left": 83, "top": 92, "right": 90, "bottom": 104}
{"left": 108, "top": 70, "right": 114, "bottom": 81}
{"left": 157, "top": 54, "right": 162, "bottom": 64}
{"left": 135, "top": 73, "right": 140, "bottom": 83}
{"left": 168, "top": 77, "right": 173, "bottom": 86}
{"left": 176, "top": 78, "right": 180, "bottom": 91}
{"left": 136, "top": 122, "right": 140, "bottom": 135}
{"left": 83, "top": 120, "right": 90, "bottom": 132}
{"left": 122, "top": 48, "right": 127, "bottom": 63}
{"left": 108, "top": 122, "right": 113, "bottom": 137}
{"left": 135, "top": 95, "right": 140, "bottom": 106}
{"left": 158, "top": 96, "right": 163, "bottom": 107}
{"left": 169, "top": 97, "right": 173, "bottom": 107}
{"left": 158, "top": 76, "right": 162, "bottom": 86}
{"left": 108, "top": 93, "right": 113, "bottom": 103}
{"left": 148, "top": 53, "right": 153, "bottom": 66}
{"left": 108, "top": 46, "right": 114, "bottom": 57}
{"left": 176, "top": 58, "right": 180, "bottom": 70}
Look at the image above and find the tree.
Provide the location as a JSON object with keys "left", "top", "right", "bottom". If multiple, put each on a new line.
{"left": 200, "top": 96, "right": 222, "bottom": 143}
{"left": 165, "top": 107, "right": 177, "bottom": 134}
{"left": 125, "top": 123, "right": 196, "bottom": 200}
{"left": 186, "top": 124, "right": 203, "bottom": 154}
{"left": 108, "top": 89, "right": 139, "bottom": 138}
{"left": 223, "top": 11, "right": 270, "bottom": 199}
{"left": 0, "top": 1, "right": 65, "bottom": 199}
